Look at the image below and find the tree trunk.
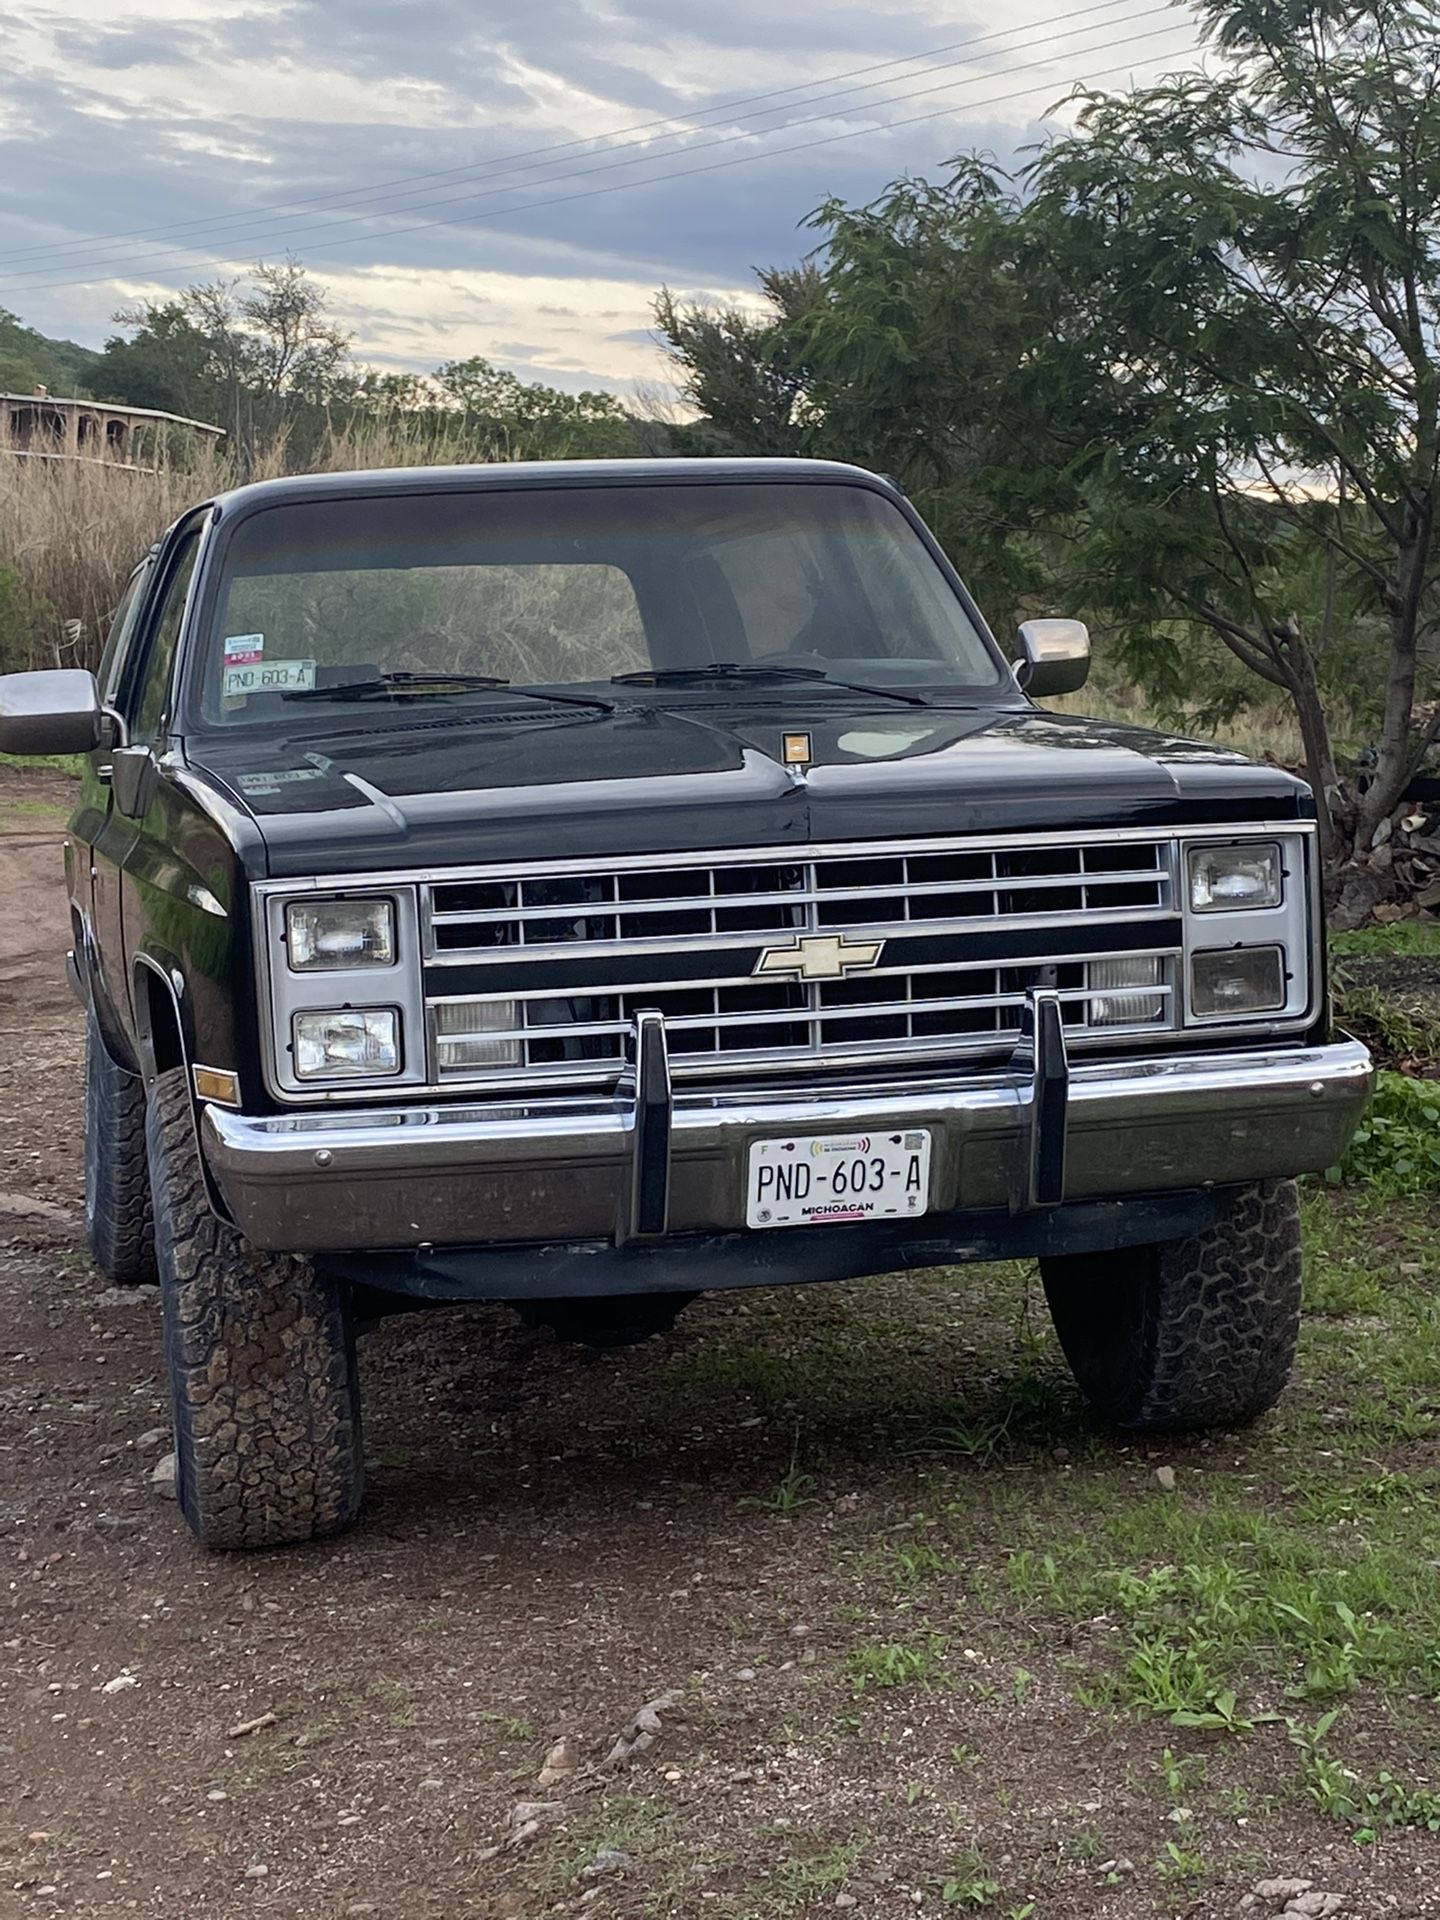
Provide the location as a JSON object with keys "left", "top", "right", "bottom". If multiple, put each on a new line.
{"left": 1291, "top": 674, "right": 1342, "bottom": 877}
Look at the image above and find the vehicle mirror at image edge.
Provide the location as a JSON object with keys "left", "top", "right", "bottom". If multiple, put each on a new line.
{"left": 1013, "top": 619, "right": 1091, "bottom": 698}
{"left": 0, "top": 668, "right": 103, "bottom": 756}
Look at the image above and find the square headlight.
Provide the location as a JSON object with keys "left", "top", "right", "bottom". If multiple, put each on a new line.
{"left": 1190, "top": 946, "right": 1286, "bottom": 1018}
{"left": 1188, "top": 843, "right": 1282, "bottom": 912}
{"left": 286, "top": 897, "right": 396, "bottom": 970}
{"left": 293, "top": 1007, "right": 400, "bottom": 1078}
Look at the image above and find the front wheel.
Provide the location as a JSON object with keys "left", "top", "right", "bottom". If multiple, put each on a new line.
{"left": 1040, "top": 1180, "right": 1303, "bottom": 1431}
{"left": 146, "top": 1068, "right": 363, "bottom": 1549}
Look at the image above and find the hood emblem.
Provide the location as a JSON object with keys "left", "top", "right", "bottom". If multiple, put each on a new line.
{"left": 754, "top": 933, "right": 885, "bottom": 981}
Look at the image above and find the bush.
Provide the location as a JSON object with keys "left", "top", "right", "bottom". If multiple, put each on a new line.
{"left": 1334, "top": 1070, "right": 1440, "bottom": 1195}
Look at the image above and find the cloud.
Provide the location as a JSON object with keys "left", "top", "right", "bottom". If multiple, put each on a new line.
{"left": 0, "top": 0, "right": 1201, "bottom": 390}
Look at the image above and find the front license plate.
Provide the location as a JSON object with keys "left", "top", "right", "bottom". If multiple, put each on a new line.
{"left": 746, "top": 1130, "right": 933, "bottom": 1229}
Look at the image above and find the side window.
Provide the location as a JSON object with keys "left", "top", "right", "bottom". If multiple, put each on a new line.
{"left": 95, "top": 562, "right": 151, "bottom": 708}
{"left": 129, "top": 529, "right": 202, "bottom": 745}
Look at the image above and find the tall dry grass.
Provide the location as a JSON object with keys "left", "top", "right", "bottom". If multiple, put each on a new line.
{"left": 0, "top": 411, "right": 587, "bottom": 674}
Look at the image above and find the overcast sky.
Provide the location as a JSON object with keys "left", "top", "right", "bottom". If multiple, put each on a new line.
{"left": 0, "top": 0, "right": 1202, "bottom": 399}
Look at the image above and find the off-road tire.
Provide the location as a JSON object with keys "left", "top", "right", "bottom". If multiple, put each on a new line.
{"left": 146, "top": 1068, "right": 363, "bottom": 1549}
{"left": 84, "top": 1013, "right": 156, "bottom": 1285}
{"left": 1040, "top": 1180, "right": 1303, "bottom": 1431}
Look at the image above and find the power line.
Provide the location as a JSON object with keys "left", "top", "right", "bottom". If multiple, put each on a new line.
{"left": 1, "top": 17, "right": 1196, "bottom": 296}
{"left": 1, "top": 6, "right": 1181, "bottom": 287}
{"left": 0, "top": 0, "right": 1158, "bottom": 270}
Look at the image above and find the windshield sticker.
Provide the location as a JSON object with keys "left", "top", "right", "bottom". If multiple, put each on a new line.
{"left": 223, "top": 633, "right": 264, "bottom": 667}
{"left": 222, "top": 657, "right": 317, "bottom": 698}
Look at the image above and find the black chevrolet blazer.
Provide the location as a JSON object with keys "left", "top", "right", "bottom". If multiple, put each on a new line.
{"left": 0, "top": 458, "right": 1371, "bottom": 1550}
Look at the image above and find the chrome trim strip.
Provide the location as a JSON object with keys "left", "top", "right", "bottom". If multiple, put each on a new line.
{"left": 252, "top": 820, "right": 1315, "bottom": 898}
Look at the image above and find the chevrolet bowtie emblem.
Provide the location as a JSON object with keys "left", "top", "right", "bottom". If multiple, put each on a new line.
{"left": 754, "top": 933, "right": 885, "bottom": 981}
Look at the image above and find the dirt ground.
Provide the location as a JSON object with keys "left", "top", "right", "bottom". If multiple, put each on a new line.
{"left": 2, "top": 768, "right": 1438, "bottom": 1920}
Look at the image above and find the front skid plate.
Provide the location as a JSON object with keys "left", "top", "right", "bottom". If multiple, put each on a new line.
{"left": 323, "top": 1188, "right": 1233, "bottom": 1302}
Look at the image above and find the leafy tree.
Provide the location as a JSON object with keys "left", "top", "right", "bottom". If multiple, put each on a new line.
{"left": 1015, "top": 0, "right": 1440, "bottom": 877}
{"left": 653, "top": 266, "right": 821, "bottom": 455}
{"left": 657, "top": 0, "right": 1440, "bottom": 890}
{"left": 94, "top": 301, "right": 221, "bottom": 419}
{"left": 0, "top": 307, "right": 101, "bottom": 395}
{"left": 108, "top": 260, "right": 354, "bottom": 468}
{"left": 434, "top": 355, "right": 637, "bottom": 458}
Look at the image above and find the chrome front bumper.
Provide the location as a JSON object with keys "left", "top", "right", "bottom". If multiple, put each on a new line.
{"left": 201, "top": 1030, "right": 1372, "bottom": 1255}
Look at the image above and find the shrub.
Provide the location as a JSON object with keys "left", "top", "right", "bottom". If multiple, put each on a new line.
{"left": 1334, "top": 1070, "right": 1440, "bottom": 1195}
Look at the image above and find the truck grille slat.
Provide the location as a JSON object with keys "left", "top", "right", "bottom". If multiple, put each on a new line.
{"left": 422, "top": 835, "right": 1177, "bottom": 1089}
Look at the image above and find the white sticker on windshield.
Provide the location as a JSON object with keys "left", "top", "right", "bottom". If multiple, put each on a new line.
{"left": 222, "top": 657, "right": 317, "bottom": 697}
{"left": 223, "top": 632, "right": 264, "bottom": 667}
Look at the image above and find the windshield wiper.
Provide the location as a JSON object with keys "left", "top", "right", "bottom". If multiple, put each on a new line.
{"left": 283, "top": 671, "right": 614, "bottom": 713}
{"left": 611, "top": 662, "right": 930, "bottom": 706}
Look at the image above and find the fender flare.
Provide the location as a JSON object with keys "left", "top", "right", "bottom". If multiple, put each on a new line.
{"left": 69, "top": 905, "right": 141, "bottom": 1074}
{"left": 130, "top": 952, "right": 236, "bottom": 1226}
{"left": 130, "top": 951, "right": 194, "bottom": 1086}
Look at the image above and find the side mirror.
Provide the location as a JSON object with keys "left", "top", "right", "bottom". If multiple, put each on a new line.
{"left": 1014, "top": 619, "right": 1091, "bottom": 698}
{"left": 0, "top": 669, "right": 104, "bottom": 756}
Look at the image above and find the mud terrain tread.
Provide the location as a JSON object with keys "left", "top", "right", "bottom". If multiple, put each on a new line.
{"left": 84, "top": 1014, "right": 156, "bottom": 1285}
{"left": 146, "top": 1068, "right": 362, "bottom": 1549}
{"left": 1040, "top": 1180, "right": 1303, "bottom": 1431}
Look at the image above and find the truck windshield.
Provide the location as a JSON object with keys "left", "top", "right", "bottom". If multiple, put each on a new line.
{"left": 196, "top": 480, "right": 1003, "bottom": 724}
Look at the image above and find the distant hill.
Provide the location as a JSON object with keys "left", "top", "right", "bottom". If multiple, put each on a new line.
{"left": 0, "top": 308, "right": 103, "bottom": 398}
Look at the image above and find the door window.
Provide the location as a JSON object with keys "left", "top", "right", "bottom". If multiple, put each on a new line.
{"left": 95, "top": 561, "right": 153, "bottom": 708}
{"left": 128, "top": 527, "right": 203, "bottom": 744}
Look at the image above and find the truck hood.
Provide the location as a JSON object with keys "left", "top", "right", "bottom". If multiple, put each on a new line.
{"left": 186, "top": 699, "right": 1311, "bottom": 877}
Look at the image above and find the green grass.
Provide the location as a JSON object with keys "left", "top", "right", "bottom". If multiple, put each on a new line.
{"left": 0, "top": 748, "right": 83, "bottom": 777}
{"left": 1329, "top": 920, "right": 1440, "bottom": 957}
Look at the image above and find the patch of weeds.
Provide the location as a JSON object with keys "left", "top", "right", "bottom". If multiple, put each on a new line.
{"left": 1011, "top": 1667, "right": 1035, "bottom": 1705}
{"left": 1332, "top": 1071, "right": 1440, "bottom": 1194}
{"left": 1124, "top": 1636, "right": 1226, "bottom": 1722}
{"left": 743, "top": 1464, "right": 818, "bottom": 1514}
{"left": 1331, "top": 983, "right": 1440, "bottom": 1065}
{"left": 884, "top": 1522, "right": 960, "bottom": 1589}
{"left": 1290, "top": 1712, "right": 1440, "bottom": 1841}
{"left": 762, "top": 1836, "right": 865, "bottom": 1906}
{"left": 846, "top": 1634, "right": 947, "bottom": 1695}
{"left": 939, "top": 1848, "right": 1003, "bottom": 1908}
{"left": 1275, "top": 1598, "right": 1393, "bottom": 1702}
{"left": 1065, "top": 1829, "right": 1102, "bottom": 1864}
{"left": 923, "top": 1407, "right": 1013, "bottom": 1462}
{"left": 367, "top": 1675, "right": 417, "bottom": 1727}
{"left": 1160, "top": 1746, "right": 1207, "bottom": 1798}
{"left": 1157, "top": 1840, "right": 1208, "bottom": 1885}
{"left": 479, "top": 1711, "right": 535, "bottom": 1743}
{"left": 542, "top": 1793, "right": 676, "bottom": 1895}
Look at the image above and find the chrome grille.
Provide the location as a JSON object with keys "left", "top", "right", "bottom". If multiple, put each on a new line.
{"left": 421, "top": 834, "right": 1180, "bottom": 1088}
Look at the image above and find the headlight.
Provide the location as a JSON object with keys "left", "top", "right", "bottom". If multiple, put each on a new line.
{"left": 433, "top": 998, "right": 521, "bottom": 1071}
{"left": 286, "top": 897, "right": 396, "bottom": 970}
{"left": 293, "top": 1008, "right": 400, "bottom": 1078}
{"left": 1190, "top": 946, "right": 1286, "bottom": 1017}
{"left": 1087, "top": 956, "right": 1165, "bottom": 1026}
{"left": 1187, "top": 843, "right": 1282, "bottom": 912}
